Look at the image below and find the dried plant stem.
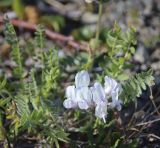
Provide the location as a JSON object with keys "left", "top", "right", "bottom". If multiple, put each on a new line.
{"left": 136, "top": 117, "right": 160, "bottom": 126}
{"left": 0, "top": 16, "right": 89, "bottom": 51}
{"left": 149, "top": 86, "right": 160, "bottom": 115}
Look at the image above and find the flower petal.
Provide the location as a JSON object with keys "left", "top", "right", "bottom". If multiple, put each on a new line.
{"left": 91, "top": 82, "right": 106, "bottom": 104}
{"left": 104, "top": 76, "right": 119, "bottom": 95}
{"left": 95, "top": 101, "right": 107, "bottom": 122}
{"left": 76, "top": 87, "right": 93, "bottom": 107}
{"left": 104, "top": 76, "right": 113, "bottom": 94}
{"left": 66, "top": 85, "right": 76, "bottom": 100}
{"left": 111, "top": 91, "right": 122, "bottom": 110}
{"left": 75, "top": 70, "right": 90, "bottom": 88}
{"left": 78, "top": 100, "right": 89, "bottom": 110}
{"left": 111, "top": 91, "right": 118, "bottom": 102}
{"left": 116, "top": 101, "right": 122, "bottom": 111}
{"left": 63, "top": 99, "right": 77, "bottom": 109}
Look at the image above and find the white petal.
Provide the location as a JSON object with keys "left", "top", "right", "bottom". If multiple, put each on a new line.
{"left": 104, "top": 76, "right": 113, "bottom": 86}
{"left": 75, "top": 70, "right": 90, "bottom": 88}
{"left": 95, "top": 102, "right": 107, "bottom": 121}
{"left": 111, "top": 80, "right": 118, "bottom": 90}
{"left": 76, "top": 87, "right": 93, "bottom": 107}
{"left": 102, "top": 116, "right": 106, "bottom": 123}
{"left": 116, "top": 101, "right": 122, "bottom": 111}
{"left": 82, "top": 87, "right": 92, "bottom": 103}
{"left": 78, "top": 100, "right": 89, "bottom": 110}
{"left": 111, "top": 91, "right": 119, "bottom": 102}
{"left": 104, "top": 76, "right": 119, "bottom": 95}
{"left": 115, "top": 83, "right": 122, "bottom": 93}
{"left": 110, "top": 93, "right": 117, "bottom": 108}
{"left": 63, "top": 99, "right": 77, "bottom": 109}
{"left": 76, "top": 88, "right": 82, "bottom": 101}
{"left": 66, "top": 85, "right": 76, "bottom": 100}
{"left": 92, "top": 82, "right": 106, "bottom": 104}
{"left": 111, "top": 91, "right": 122, "bottom": 110}
{"left": 104, "top": 77, "right": 112, "bottom": 94}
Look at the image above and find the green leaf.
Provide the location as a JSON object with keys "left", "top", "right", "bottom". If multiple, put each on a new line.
{"left": 14, "top": 94, "right": 30, "bottom": 116}
{"left": 40, "top": 15, "right": 65, "bottom": 32}
{"left": 4, "top": 19, "right": 23, "bottom": 78}
{"left": 130, "top": 47, "right": 135, "bottom": 54}
{"left": 0, "top": 79, "right": 6, "bottom": 91}
{"left": 120, "top": 70, "right": 155, "bottom": 104}
{"left": 12, "top": 0, "right": 25, "bottom": 19}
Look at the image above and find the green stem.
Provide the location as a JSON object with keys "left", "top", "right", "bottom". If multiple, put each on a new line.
{"left": 95, "top": 0, "right": 103, "bottom": 41}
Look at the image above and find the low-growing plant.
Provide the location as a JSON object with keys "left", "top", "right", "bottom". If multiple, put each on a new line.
{"left": 0, "top": 16, "right": 155, "bottom": 148}
{"left": 0, "top": 19, "right": 68, "bottom": 148}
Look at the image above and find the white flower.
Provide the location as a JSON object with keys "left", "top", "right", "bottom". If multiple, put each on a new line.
{"left": 104, "top": 76, "right": 119, "bottom": 95}
{"left": 95, "top": 101, "right": 107, "bottom": 123}
{"left": 91, "top": 82, "right": 108, "bottom": 122}
{"left": 91, "top": 82, "right": 106, "bottom": 105}
{"left": 111, "top": 91, "right": 122, "bottom": 111}
{"left": 63, "top": 70, "right": 123, "bottom": 123}
{"left": 63, "top": 70, "right": 93, "bottom": 110}
{"left": 76, "top": 87, "right": 93, "bottom": 109}
{"left": 63, "top": 85, "right": 77, "bottom": 109}
{"left": 104, "top": 76, "right": 122, "bottom": 111}
{"left": 75, "top": 70, "right": 90, "bottom": 88}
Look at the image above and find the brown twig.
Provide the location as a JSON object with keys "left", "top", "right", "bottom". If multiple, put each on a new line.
{"left": 0, "top": 16, "right": 89, "bottom": 52}
{"left": 149, "top": 86, "right": 160, "bottom": 115}
{"left": 135, "top": 117, "right": 160, "bottom": 127}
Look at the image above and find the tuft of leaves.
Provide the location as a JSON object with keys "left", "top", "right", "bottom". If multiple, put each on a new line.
{"left": 120, "top": 70, "right": 155, "bottom": 104}
{"left": 4, "top": 18, "right": 23, "bottom": 78}
{"left": 99, "top": 23, "right": 137, "bottom": 80}
{"left": 41, "top": 49, "right": 60, "bottom": 97}
{"left": 1, "top": 21, "right": 68, "bottom": 147}
{"left": 35, "top": 24, "right": 45, "bottom": 49}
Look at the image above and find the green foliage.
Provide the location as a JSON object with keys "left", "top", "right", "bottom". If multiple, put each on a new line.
{"left": 35, "top": 24, "right": 45, "bottom": 49}
{"left": 120, "top": 69, "right": 155, "bottom": 104}
{"left": 40, "top": 15, "right": 65, "bottom": 32}
{"left": 14, "top": 94, "right": 30, "bottom": 116}
{"left": 41, "top": 50, "right": 60, "bottom": 97}
{"left": 1, "top": 21, "right": 68, "bottom": 147}
{"left": 4, "top": 18, "right": 23, "bottom": 78}
{"left": 72, "top": 27, "right": 94, "bottom": 41}
{"left": 98, "top": 23, "right": 137, "bottom": 80}
{"left": 61, "top": 21, "right": 154, "bottom": 147}
{"left": 0, "top": 79, "right": 6, "bottom": 91}
{"left": 0, "top": 14, "right": 155, "bottom": 148}
{"left": 12, "top": 0, "right": 25, "bottom": 19}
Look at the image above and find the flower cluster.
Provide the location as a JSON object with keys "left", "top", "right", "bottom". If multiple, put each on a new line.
{"left": 63, "top": 70, "right": 122, "bottom": 122}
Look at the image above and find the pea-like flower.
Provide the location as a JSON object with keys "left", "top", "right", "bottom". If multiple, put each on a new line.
{"left": 75, "top": 70, "right": 90, "bottom": 88}
{"left": 104, "top": 76, "right": 119, "bottom": 95}
{"left": 63, "top": 70, "right": 123, "bottom": 123}
{"left": 104, "top": 76, "right": 122, "bottom": 111}
{"left": 111, "top": 91, "right": 122, "bottom": 111}
{"left": 63, "top": 70, "right": 93, "bottom": 110}
{"left": 63, "top": 85, "right": 77, "bottom": 109}
{"left": 91, "top": 82, "right": 108, "bottom": 123}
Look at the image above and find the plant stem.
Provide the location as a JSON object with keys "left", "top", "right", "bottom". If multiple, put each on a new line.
{"left": 95, "top": 0, "right": 103, "bottom": 41}
{"left": 149, "top": 86, "right": 160, "bottom": 115}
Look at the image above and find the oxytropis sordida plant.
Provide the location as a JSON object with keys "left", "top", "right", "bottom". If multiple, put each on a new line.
{"left": 62, "top": 1, "right": 155, "bottom": 147}
{"left": 0, "top": 7, "right": 155, "bottom": 147}
{"left": 63, "top": 68, "right": 154, "bottom": 123}
{"left": 63, "top": 70, "right": 122, "bottom": 123}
